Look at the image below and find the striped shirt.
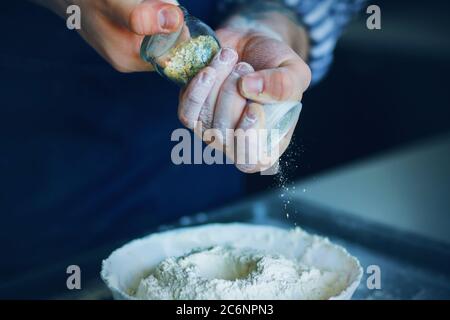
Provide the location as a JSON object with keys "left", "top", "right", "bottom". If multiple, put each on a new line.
{"left": 219, "top": 0, "right": 366, "bottom": 84}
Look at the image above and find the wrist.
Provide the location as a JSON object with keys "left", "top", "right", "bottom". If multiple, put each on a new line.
{"left": 224, "top": 1, "right": 309, "bottom": 61}
{"left": 224, "top": 15, "right": 284, "bottom": 42}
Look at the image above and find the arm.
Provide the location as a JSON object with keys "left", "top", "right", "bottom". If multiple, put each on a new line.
{"left": 29, "top": 0, "right": 184, "bottom": 72}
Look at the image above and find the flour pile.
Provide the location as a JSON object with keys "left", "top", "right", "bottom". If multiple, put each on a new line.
{"left": 135, "top": 246, "right": 347, "bottom": 300}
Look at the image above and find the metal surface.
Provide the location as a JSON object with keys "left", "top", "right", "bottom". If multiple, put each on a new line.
{"left": 8, "top": 191, "right": 448, "bottom": 300}
{"left": 160, "top": 194, "right": 450, "bottom": 300}
{"left": 293, "top": 133, "right": 450, "bottom": 246}
{"left": 61, "top": 192, "right": 450, "bottom": 300}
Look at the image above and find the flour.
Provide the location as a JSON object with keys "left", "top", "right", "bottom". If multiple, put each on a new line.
{"left": 102, "top": 224, "right": 363, "bottom": 300}
{"left": 135, "top": 246, "right": 347, "bottom": 300}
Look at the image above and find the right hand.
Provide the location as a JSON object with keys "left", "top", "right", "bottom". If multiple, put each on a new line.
{"left": 54, "top": 0, "right": 184, "bottom": 72}
{"left": 177, "top": 26, "right": 311, "bottom": 173}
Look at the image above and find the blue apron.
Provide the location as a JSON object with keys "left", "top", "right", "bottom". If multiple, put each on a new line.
{"left": 0, "top": 1, "right": 242, "bottom": 282}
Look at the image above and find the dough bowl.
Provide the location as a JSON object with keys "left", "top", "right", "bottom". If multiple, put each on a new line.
{"left": 101, "top": 223, "right": 362, "bottom": 300}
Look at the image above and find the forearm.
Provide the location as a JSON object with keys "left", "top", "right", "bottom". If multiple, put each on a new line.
{"left": 222, "top": 0, "right": 309, "bottom": 61}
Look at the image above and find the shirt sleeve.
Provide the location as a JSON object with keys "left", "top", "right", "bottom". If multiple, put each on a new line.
{"left": 218, "top": 0, "right": 367, "bottom": 85}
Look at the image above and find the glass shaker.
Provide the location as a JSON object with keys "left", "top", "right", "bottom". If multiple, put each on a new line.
{"left": 140, "top": 6, "right": 302, "bottom": 149}
{"left": 140, "top": 6, "right": 220, "bottom": 86}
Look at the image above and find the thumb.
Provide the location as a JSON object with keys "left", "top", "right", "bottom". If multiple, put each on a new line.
{"left": 105, "top": 0, "right": 184, "bottom": 35}
{"left": 239, "top": 54, "right": 311, "bottom": 104}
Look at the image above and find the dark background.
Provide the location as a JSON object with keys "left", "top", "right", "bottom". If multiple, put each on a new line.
{"left": 248, "top": 0, "right": 450, "bottom": 192}
{"left": 1, "top": 0, "right": 450, "bottom": 298}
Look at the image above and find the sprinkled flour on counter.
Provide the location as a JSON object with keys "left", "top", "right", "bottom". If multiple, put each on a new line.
{"left": 135, "top": 246, "right": 347, "bottom": 300}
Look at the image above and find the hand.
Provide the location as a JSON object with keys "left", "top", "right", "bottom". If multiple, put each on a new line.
{"left": 178, "top": 12, "right": 311, "bottom": 173}
{"left": 37, "top": 0, "right": 184, "bottom": 72}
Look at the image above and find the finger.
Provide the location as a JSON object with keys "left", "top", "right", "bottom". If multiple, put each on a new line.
{"left": 213, "top": 62, "right": 254, "bottom": 141}
{"left": 239, "top": 58, "right": 311, "bottom": 103}
{"left": 234, "top": 102, "right": 265, "bottom": 173}
{"left": 98, "top": 33, "right": 154, "bottom": 73}
{"left": 198, "top": 48, "right": 238, "bottom": 130}
{"left": 236, "top": 125, "right": 295, "bottom": 174}
{"left": 105, "top": 0, "right": 184, "bottom": 35}
{"left": 178, "top": 67, "right": 217, "bottom": 129}
{"left": 234, "top": 106, "right": 298, "bottom": 174}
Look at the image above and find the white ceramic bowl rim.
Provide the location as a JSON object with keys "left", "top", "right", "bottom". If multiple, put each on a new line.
{"left": 101, "top": 223, "right": 363, "bottom": 300}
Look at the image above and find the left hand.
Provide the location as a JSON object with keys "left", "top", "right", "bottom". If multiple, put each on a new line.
{"left": 178, "top": 15, "right": 311, "bottom": 173}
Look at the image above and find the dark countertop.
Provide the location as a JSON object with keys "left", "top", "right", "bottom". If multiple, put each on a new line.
{"left": 3, "top": 136, "right": 450, "bottom": 300}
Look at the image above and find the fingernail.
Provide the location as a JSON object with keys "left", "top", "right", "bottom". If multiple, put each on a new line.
{"left": 199, "top": 70, "right": 215, "bottom": 86}
{"left": 159, "top": 7, "right": 180, "bottom": 30}
{"left": 218, "top": 48, "right": 237, "bottom": 64}
{"left": 242, "top": 74, "right": 264, "bottom": 96}
{"left": 241, "top": 109, "right": 258, "bottom": 129}
{"left": 234, "top": 63, "right": 253, "bottom": 76}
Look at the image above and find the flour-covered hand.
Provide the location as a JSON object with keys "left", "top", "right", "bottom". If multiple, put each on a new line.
{"left": 178, "top": 5, "right": 311, "bottom": 173}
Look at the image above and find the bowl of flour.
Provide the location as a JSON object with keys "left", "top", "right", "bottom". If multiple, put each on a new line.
{"left": 101, "top": 223, "right": 362, "bottom": 300}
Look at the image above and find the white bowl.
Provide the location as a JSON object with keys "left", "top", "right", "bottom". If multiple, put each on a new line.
{"left": 101, "top": 223, "right": 362, "bottom": 300}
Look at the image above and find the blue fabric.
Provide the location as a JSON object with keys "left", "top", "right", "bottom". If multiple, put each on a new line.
{"left": 0, "top": 1, "right": 243, "bottom": 281}
{"left": 220, "top": 0, "right": 366, "bottom": 84}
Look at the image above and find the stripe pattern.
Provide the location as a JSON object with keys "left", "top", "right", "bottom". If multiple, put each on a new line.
{"left": 219, "top": 0, "right": 366, "bottom": 84}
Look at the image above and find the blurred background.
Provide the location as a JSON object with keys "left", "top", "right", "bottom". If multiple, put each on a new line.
{"left": 251, "top": 0, "right": 450, "bottom": 191}
{"left": 0, "top": 0, "right": 449, "bottom": 299}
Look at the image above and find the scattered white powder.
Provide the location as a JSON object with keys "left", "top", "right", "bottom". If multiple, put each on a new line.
{"left": 135, "top": 246, "right": 347, "bottom": 300}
